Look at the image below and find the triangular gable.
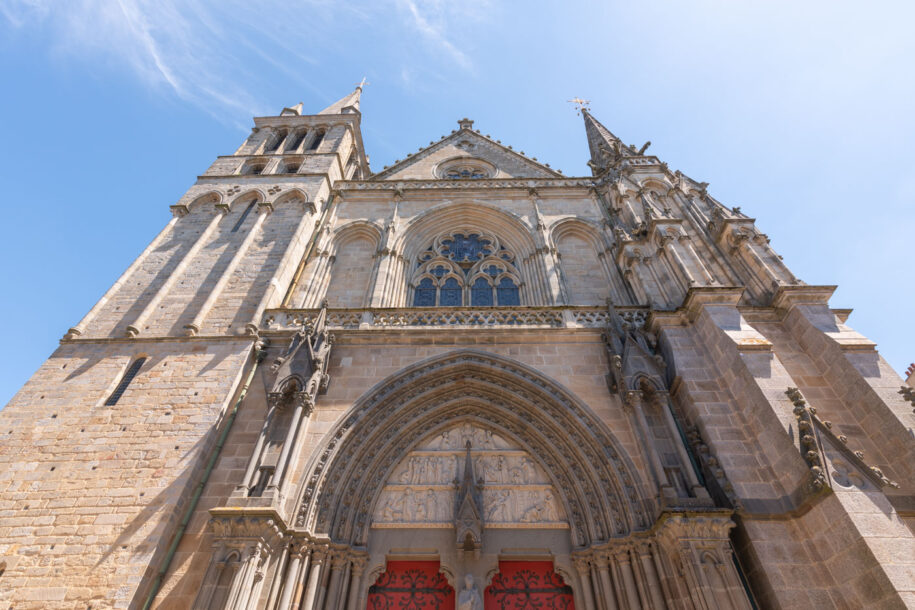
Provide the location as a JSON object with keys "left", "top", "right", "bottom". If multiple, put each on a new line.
{"left": 371, "top": 121, "right": 563, "bottom": 181}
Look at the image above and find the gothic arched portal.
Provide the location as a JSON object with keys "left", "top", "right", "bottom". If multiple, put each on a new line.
{"left": 294, "top": 350, "right": 654, "bottom": 548}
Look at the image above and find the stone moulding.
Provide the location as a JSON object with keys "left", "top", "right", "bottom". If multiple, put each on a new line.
{"left": 292, "top": 349, "right": 654, "bottom": 548}
{"left": 262, "top": 306, "right": 650, "bottom": 332}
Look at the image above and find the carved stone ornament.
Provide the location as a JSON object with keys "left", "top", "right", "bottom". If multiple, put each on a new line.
{"left": 601, "top": 303, "right": 665, "bottom": 396}
{"left": 267, "top": 300, "right": 334, "bottom": 412}
{"left": 294, "top": 350, "right": 650, "bottom": 547}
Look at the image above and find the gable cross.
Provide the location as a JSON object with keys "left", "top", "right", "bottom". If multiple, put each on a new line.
{"left": 356, "top": 77, "right": 370, "bottom": 90}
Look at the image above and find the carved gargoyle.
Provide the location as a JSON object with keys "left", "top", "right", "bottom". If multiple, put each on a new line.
{"left": 267, "top": 300, "right": 334, "bottom": 413}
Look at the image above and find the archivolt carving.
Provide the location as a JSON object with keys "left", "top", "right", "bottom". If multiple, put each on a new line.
{"left": 294, "top": 350, "right": 652, "bottom": 548}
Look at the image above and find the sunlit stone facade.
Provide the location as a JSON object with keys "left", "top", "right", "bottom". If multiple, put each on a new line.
{"left": 1, "top": 89, "right": 913, "bottom": 609}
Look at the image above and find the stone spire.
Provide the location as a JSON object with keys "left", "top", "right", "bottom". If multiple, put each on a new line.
{"left": 454, "top": 440, "right": 483, "bottom": 558}
{"left": 318, "top": 86, "right": 362, "bottom": 115}
{"left": 582, "top": 109, "right": 650, "bottom": 176}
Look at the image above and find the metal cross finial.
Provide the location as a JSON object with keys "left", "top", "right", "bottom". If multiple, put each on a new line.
{"left": 356, "top": 77, "right": 370, "bottom": 90}
{"left": 568, "top": 97, "right": 591, "bottom": 115}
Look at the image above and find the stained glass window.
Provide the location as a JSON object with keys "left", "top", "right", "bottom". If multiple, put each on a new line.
{"left": 414, "top": 277, "right": 436, "bottom": 307}
{"left": 411, "top": 230, "right": 522, "bottom": 308}
{"left": 496, "top": 277, "right": 520, "bottom": 306}
{"left": 440, "top": 277, "right": 462, "bottom": 306}
{"left": 471, "top": 277, "right": 493, "bottom": 306}
{"left": 441, "top": 234, "right": 492, "bottom": 263}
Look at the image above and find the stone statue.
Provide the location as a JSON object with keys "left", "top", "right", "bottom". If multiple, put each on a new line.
{"left": 457, "top": 574, "right": 483, "bottom": 610}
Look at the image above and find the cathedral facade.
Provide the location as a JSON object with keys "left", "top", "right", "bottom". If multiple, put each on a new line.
{"left": 1, "top": 88, "right": 914, "bottom": 609}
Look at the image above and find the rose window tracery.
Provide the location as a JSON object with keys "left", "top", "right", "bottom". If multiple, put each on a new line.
{"left": 412, "top": 231, "right": 521, "bottom": 307}
{"left": 437, "top": 159, "right": 493, "bottom": 180}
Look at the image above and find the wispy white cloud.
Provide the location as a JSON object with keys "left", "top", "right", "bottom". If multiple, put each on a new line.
{"left": 397, "top": 0, "right": 472, "bottom": 70}
{"left": 0, "top": 0, "right": 493, "bottom": 125}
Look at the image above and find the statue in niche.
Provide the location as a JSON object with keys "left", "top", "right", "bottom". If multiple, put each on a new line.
{"left": 457, "top": 574, "right": 483, "bottom": 610}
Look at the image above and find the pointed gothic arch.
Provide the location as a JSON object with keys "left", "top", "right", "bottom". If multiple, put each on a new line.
{"left": 293, "top": 350, "right": 654, "bottom": 549}
{"left": 391, "top": 202, "right": 545, "bottom": 307}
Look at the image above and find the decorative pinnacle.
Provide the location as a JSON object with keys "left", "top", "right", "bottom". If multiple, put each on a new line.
{"left": 568, "top": 97, "right": 591, "bottom": 115}
{"left": 458, "top": 118, "right": 474, "bottom": 130}
{"left": 356, "top": 77, "right": 370, "bottom": 90}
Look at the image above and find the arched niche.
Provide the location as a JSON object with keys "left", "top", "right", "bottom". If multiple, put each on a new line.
{"left": 323, "top": 222, "right": 382, "bottom": 308}
{"left": 294, "top": 350, "right": 653, "bottom": 548}
{"left": 550, "top": 219, "right": 627, "bottom": 306}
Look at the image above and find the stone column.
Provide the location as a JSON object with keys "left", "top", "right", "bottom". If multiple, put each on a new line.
{"left": 345, "top": 559, "right": 366, "bottom": 610}
{"left": 636, "top": 543, "right": 667, "bottom": 609}
{"left": 614, "top": 549, "right": 641, "bottom": 609}
{"left": 125, "top": 205, "right": 225, "bottom": 336}
{"left": 595, "top": 555, "right": 618, "bottom": 610}
{"left": 300, "top": 550, "right": 327, "bottom": 610}
{"left": 238, "top": 402, "right": 278, "bottom": 494}
{"left": 65, "top": 210, "right": 181, "bottom": 339}
{"left": 656, "top": 392, "right": 706, "bottom": 495}
{"left": 264, "top": 545, "right": 290, "bottom": 610}
{"left": 322, "top": 555, "right": 347, "bottom": 610}
{"left": 626, "top": 391, "right": 670, "bottom": 494}
{"left": 269, "top": 396, "right": 311, "bottom": 495}
{"left": 186, "top": 202, "right": 272, "bottom": 336}
{"left": 574, "top": 559, "right": 597, "bottom": 610}
{"left": 278, "top": 548, "right": 307, "bottom": 610}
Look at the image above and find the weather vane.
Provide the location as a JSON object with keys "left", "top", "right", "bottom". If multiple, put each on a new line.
{"left": 568, "top": 97, "right": 590, "bottom": 115}
{"left": 356, "top": 77, "right": 370, "bottom": 90}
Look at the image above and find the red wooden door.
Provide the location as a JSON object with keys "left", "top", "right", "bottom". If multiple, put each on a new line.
{"left": 484, "top": 561, "right": 574, "bottom": 610}
{"left": 368, "top": 560, "right": 455, "bottom": 610}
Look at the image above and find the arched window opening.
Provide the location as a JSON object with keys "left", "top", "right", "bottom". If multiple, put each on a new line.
{"left": 231, "top": 200, "right": 256, "bottom": 232}
{"left": 284, "top": 129, "right": 306, "bottom": 152}
{"left": 496, "top": 276, "right": 520, "bottom": 306}
{"left": 440, "top": 277, "right": 462, "bottom": 306}
{"left": 307, "top": 129, "right": 325, "bottom": 151}
{"left": 105, "top": 357, "right": 147, "bottom": 406}
{"left": 414, "top": 277, "right": 436, "bottom": 306}
{"left": 471, "top": 276, "right": 493, "bottom": 306}
{"left": 411, "top": 231, "right": 522, "bottom": 307}
{"left": 282, "top": 159, "right": 301, "bottom": 174}
{"left": 264, "top": 129, "right": 287, "bottom": 153}
{"left": 244, "top": 161, "right": 266, "bottom": 175}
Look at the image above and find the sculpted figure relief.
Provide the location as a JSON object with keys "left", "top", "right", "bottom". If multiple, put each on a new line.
{"left": 372, "top": 422, "right": 567, "bottom": 527}
{"left": 457, "top": 574, "right": 483, "bottom": 610}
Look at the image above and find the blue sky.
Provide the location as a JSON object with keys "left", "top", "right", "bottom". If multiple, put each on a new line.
{"left": 0, "top": 0, "right": 913, "bottom": 407}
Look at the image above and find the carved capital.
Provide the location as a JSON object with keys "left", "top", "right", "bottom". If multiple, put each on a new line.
{"left": 170, "top": 203, "right": 190, "bottom": 217}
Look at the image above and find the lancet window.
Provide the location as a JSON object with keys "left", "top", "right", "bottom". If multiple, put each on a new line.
{"left": 411, "top": 231, "right": 521, "bottom": 306}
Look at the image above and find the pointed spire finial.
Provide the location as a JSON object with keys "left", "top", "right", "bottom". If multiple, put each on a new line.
{"left": 356, "top": 77, "right": 369, "bottom": 91}
{"left": 568, "top": 97, "right": 591, "bottom": 115}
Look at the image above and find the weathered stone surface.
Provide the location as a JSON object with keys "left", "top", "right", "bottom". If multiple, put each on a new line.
{"left": 0, "top": 93, "right": 912, "bottom": 610}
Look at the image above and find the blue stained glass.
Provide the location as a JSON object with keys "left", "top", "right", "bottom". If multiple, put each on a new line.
{"left": 440, "top": 277, "right": 462, "bottom": 306}
{"left": 430, "top": 265, "right": 448, "bottom": 277}
{"left": 483, "top": 264, "right": 501, "bottom": 277}
{"left": 441, "top": 233, "right": 492, "bottom": 262}
{"left": 414, "top": 277, "right": 436, "bottom": 307}
{"left": 471, "top": 277, "right": 493, "bottom": 306}
{"left": 496, "top": 277, "right": 520, "bottom": 306}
